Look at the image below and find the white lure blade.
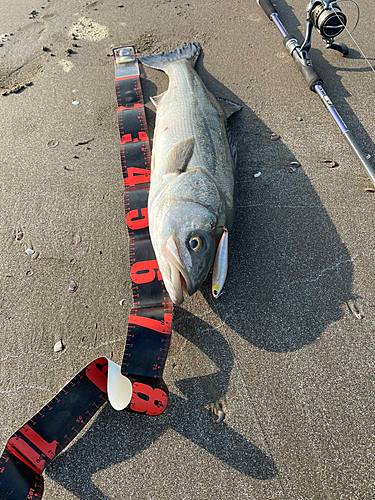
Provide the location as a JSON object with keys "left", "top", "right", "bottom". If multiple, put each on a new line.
{"left": 212, "top": 229, "right": 228, "bottom": 299}
{"left": 107, "top": 359, "right": 133, "bottom": 411}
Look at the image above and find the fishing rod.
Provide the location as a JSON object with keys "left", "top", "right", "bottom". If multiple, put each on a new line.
{"left": 255, "top": 0, "right": 375, "bottom": 186}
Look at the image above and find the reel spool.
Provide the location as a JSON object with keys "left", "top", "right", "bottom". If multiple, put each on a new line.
{"left": 302, "top": 0, "right": 360, "bottom": 55}
{"left": 310, "top": 1, "right": 347, "bottom": 39}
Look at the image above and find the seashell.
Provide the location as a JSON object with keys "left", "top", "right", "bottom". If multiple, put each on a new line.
{"left": 215, "top": 411, "right": 225, "bottom": 424}
{"left": 347, "top": 301, "right": 364, "bottom": 320}
{"left": 321, "top": 159, "right": 337, "bottom": 168}
{"left": 54, "top": 340, "right": 64, "bottom": 352}
{"left": 270, "top": 133, "right": 280, "bottom": 141}
{"left": 75, "top": 234, "right": 81, "bottom": 244}
{"left": 253, "top": 171, "right": 261, "bottom": 178}
{"left": 25, "top": 248, "right": 34, "bottom": 255}
{"left": 67, "top": 280, "right": 78, "bottom": 293}
{"left": 47, "top": 140, "right": 59, "bottom": 148}
{"left": 16, "top": 231, "right": 23, "bottom": 241}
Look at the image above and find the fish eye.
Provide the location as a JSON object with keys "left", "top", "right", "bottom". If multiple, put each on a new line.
{"left": 189, "top": 235, "right": 203, "bottom": 252}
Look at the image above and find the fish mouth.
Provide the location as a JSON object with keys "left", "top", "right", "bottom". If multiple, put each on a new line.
{"left": 162, "top": 236, "right": 190, "bottom": 305}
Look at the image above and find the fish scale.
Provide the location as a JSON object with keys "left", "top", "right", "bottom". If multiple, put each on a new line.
{"left": 151, "top": 63, "right": 197, "bottom": 178}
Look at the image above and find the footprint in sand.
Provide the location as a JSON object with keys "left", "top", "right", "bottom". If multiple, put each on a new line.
{"left": 0, "top": 21, "right": 47, "bottom": 96}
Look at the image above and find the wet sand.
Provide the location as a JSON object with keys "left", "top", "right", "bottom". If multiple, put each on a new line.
{"left": 1, "top": 0, "right": 375, "bottom": 498}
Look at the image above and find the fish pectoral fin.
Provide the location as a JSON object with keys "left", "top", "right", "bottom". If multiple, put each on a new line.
{"left": 166, "top": 136, "right": 195, "bottom": 174}
{"left": 216, "top": 97, "right": 243, "bottom": 119}
{"left": 150, "top": 91, "right": 167, "bottom": 108}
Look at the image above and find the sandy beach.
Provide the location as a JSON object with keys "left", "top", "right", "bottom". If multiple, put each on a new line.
{"left": 1, "top": 0, "right": 375, "bottom": 498}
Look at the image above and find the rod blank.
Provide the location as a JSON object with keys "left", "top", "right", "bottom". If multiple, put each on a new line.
{"left": 255, "top": 1, "right": 375, "bottom": 186}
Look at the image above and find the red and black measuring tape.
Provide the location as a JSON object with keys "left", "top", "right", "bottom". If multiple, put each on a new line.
{"left": 0, "top": 46, "right": 173, "bottom": 500}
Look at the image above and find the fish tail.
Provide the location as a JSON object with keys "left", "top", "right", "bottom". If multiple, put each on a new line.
{"left": 139, "top": 42, "right": 201, "bottom": 72}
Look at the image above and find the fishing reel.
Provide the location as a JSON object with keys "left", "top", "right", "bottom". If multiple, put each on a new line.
{"left": 301, "top": 0, "right": 359, "bottom": 55}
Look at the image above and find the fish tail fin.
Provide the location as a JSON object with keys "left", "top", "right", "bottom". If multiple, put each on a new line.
{"left": 139, "top": 42, "right": 201, "bottom": 72}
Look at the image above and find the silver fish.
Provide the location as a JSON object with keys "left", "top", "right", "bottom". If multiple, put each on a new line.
{"left": 140, "top": 42, "right": 241, "bottom": 305}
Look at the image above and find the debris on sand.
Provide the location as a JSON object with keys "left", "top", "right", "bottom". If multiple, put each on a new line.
{"left": 75, "top": 138, "right": 94, "bottom": 146}
{"left": 70, "top": 17, "right": 108, "bottom": 41}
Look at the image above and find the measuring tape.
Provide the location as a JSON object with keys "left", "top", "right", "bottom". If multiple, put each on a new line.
{"left": 0, "top": 46, "right": 173, "bottom": 499}
{"left": 114, "top": 46, "right": 173, "bottom": 414}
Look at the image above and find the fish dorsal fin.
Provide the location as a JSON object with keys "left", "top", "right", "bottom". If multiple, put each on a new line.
{"left": 140, "top": 43, "right": 201, "bottom": 73}
{"left": 217, "top": 97, "right": 243, "bottom": 119}
{"left": 166, "top": 136, "right": 195, "bottom": 174}
{"left": 150, "top": 91, "right": 167, "bottom": 108}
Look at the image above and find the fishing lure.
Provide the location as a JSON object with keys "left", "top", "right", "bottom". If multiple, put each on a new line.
{"left": 212, "top": 227, "right": 228, "bottom": 299}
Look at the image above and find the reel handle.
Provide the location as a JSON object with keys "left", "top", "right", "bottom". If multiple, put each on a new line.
{"left": 256, "top": 0, "right": 278, "bottom": 19}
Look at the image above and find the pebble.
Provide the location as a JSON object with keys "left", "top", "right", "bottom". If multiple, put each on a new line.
{"left": 270, "top": 133, "right": 280, "bottom": 141}
{"left": 72, "top": 100, "right": 80, "bottom": 105}
{"left": 54, "top": 340, "right": 64, "bottom": 352}
{"left": 297, "top": 117, "right": 303, "bottom": 121}
{"left": 25, "top": 248, "right": 34, "bottom": 255}
{"left": 16, "top": 231, "right": 23, "bottom": 241}
{"left": 366, "top": 154, "right": 371, "bottom": 160}
{"left": 47, "top": 140, "right": 59, "bottom": 148}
